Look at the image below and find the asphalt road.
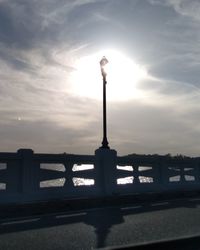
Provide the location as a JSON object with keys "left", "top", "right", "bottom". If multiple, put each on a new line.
{"left": 1, "top": 197, "right": 200, "bottom": 249}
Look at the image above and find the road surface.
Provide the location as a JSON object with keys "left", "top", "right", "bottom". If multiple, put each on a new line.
{"left": 0, "top": 197, "right": 200, "bottom": 249}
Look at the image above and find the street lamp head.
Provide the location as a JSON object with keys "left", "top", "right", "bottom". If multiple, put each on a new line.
{"left": 100, "top": 56, "right": 109, "bottom": 77}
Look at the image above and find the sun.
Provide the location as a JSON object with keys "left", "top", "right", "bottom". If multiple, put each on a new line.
{"left": 69, "top": 49, "right": 148, "bottom": 101}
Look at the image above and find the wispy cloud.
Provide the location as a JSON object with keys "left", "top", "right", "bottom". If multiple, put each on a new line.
{"left": 149, "top": 0, "right": 200, "bottom": 21}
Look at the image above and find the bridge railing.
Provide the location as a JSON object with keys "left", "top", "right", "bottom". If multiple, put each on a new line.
{"left": 0, "top": 149, "right": 100, "bottom": 203}
{"left": 0, "top": 148, "right": 200, "bottom": 204}
{"left": 115, "top": 155, "right": 200, "bottom": 195}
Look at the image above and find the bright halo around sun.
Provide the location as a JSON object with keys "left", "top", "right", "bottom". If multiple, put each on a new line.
{"left": 70, "top": 50, "right": 148, "bottom": 101}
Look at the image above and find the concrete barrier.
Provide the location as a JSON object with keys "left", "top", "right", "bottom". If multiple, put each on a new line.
{"left": 0, "top": 148, "right": 199, "bottom": 204}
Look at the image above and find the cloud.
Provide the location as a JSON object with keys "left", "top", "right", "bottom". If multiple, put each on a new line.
{"left": 149, "top": 0, "right": 200, "bottom": 21}
{"left": 0, "top": 0, "right": 200, "bottom": 156}
{"left": 0, "top": 118, "right": 101, "bottom": 154}
{"left": 0, "top": 0, "right": 109, "bottom": 154}
{"left": 144, "top": 0, "right": 200, "bottom": 93}
{"left": 0, "top": 0, "right": 110, "bottom": 73}
{"left": 108, "top": 98, "right": 200, "bottom": 156}
{"left": 168, "top": 0, "right": 200, "bottom": 21}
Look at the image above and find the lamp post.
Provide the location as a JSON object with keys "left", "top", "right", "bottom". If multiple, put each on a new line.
{"left": 100, "top": 56, "right": 110, "bottom": 149}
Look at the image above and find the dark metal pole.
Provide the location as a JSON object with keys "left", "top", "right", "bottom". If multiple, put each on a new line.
{"left": 100, "top": 56, "right": 110, "bottom": 149}
{"left": 101, "top": 75, "right": 109, "bottom": 149}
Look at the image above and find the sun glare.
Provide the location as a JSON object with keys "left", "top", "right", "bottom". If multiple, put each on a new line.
{"left": 70, "top": 50, "right": 148, "bottom": 101}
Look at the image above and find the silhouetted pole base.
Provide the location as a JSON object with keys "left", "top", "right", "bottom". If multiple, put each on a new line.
{"left": 100, "top": 137, "right": 110, "bottom": 149}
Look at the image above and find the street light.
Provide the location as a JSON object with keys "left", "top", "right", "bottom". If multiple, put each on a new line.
{"left": 100, "top": 56, "right": 110, "bottom": 149}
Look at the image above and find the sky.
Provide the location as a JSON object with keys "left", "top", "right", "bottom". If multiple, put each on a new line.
{"left": 0, "top": 0, "right": 200, "bottom": 156}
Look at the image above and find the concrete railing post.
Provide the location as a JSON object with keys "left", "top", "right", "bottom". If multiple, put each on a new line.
{"left": 17, "top": 149, "right": 36, "bottom": 196}
{"left": 95, "top": 148, "right": 117, "bottom": 196}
